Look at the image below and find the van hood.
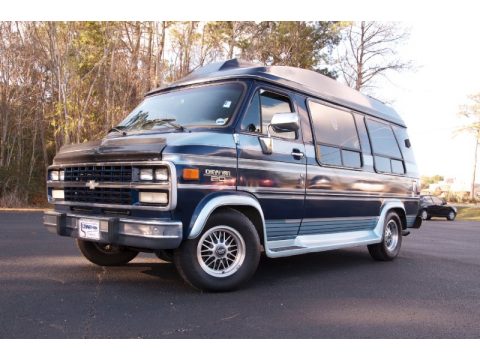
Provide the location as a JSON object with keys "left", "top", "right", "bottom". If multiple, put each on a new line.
{"left": 53, "top": 132, "right": 183, "bottom": 165}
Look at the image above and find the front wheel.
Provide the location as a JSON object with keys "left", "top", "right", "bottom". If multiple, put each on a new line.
{"left": 155, "top": 250, "right": 174, "bottom": 263}
{"left": 77, "top": 239, "right": 138, "bottom": 266}
{"left": 447, "top": 210, "right": 456, "bottom": 221}
{"left": 174, "top": 208, "right": 261, "bottom": 292}
{"left": 368, "top": 212, "right": 403, "bottom": 261}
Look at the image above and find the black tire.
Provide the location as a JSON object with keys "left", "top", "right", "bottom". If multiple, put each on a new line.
{"left": 368, "top": 212, "right": 403, "bottom": 261}
{"left": 447, "top": 210, "right": 456, "bottom": 221}
{"left": 155, "top": 249, "right": 174, "bottom": 263}
{"left": 76, "top": 239, "right": 138, "bottom": 266}
{"left": 174, "top": 208, "right": 261, "bottom": 292}
{"left": 420, "top": 209, "right": 428, "bottom": 221}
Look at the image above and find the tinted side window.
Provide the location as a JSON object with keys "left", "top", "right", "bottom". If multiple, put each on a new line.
{"left": 392, "top": 126, "right": 416, "bottom": 163}
{"left": 309, "top": 101, "right": 360, "bottom": 149}
{"left": 260, "top": 90, "right": 295, "bottom": 140}
{"left": 365, "top": 119, "right": 402, "bottom": 158}
{"left": 240, "top": 92, "right": 261, "bottom": 133}
{"left": 422, "top": 196, "right": 433, "bottom": 205}
{"left": 319, "top": 145, "right": 342, "bottom": 166}
{"left": 308, "top": 100, "right": 362, "bottom": 168}
{"left": 391, "top": 159, "right": 405, "bottom": 174}
{"left": 365, "top": 118, "right": 405, "bottom": 174}
{"left": 240, "top": 90, "right": 295, "bottom": 139}
{"left": 375, "top": 156, "right": 391, "bottom": 173}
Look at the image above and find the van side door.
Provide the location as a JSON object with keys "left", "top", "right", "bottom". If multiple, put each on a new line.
{"left": 236, "top": 85, "right": 306, "bottom": 242}
{"left": 301, "top": 99, "right": 381, "bottom": 235}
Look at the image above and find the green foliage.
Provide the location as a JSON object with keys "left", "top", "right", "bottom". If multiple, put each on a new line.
{"left": 456, "top": 207, "right": 480, "bottom": 220}
{"left": 420, "top": 175, "right": 444, "bottom": 189}
{"left": 71, "top": 22, "right": 107, "bottom": 77}
{"left": 237, "top": 21, "right": 345, "bottom": 75}
{"left": 0, "top": 21, "right": 348, "bottom": 207}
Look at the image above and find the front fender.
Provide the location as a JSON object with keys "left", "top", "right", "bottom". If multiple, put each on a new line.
{"left": 187, "top": 191, "right": 266, "bottom": 240}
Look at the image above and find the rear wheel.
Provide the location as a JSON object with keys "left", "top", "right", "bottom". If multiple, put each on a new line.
{"left": 368, "top": 212, "right": 402, "bottom": 261}
{"left": 447, "top": 210, "right": 456, "bottom": 221}
{"left": 420, "top": 209, "right": 428, "bottom": 221}
{"left": 174, "top": 208, "right": 261, "bottom": 292}
{"left": 76, "top": 239, "right": 138, "bottom": 266}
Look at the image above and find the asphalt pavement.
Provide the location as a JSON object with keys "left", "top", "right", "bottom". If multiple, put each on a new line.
{"left": 1, "top": 212, "right": 479, "bottom": 338}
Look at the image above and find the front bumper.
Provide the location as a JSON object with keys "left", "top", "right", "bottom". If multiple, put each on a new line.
{"left": 43, "top": 211, "right": 183, "bottom": 250}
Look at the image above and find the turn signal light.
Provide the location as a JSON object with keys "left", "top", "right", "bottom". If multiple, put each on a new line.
{"left": 182, "top": 168, "right": 199, "bottom": 180}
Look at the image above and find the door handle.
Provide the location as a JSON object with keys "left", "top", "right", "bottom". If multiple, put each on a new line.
{"left": 291, "top": 149, "right": 304, "bottom": 159}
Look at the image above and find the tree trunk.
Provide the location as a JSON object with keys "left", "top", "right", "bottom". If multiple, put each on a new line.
{"left": 156, "top": 21, "right": 167, "bottom": 87}
{"left": 227, "top": 22, "right": 236, "bottom": 59}
{"left": 355, "top": 21, "right": 365, "bottom": 91}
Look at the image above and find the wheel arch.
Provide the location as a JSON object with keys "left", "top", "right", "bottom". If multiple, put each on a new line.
{"left": 391, "top": 207, "right": 408, "bottom": 230}
{"left": 374, "top": 200, "right": 407, "bottom": 236}
{"left": 187, "top": 192, "right": 267, "bottom": 245}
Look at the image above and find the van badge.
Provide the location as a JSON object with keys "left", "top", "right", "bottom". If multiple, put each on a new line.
{"left": 86, "top": 180, "right": 99, "bottom": 190}
{"left": 204, "top": 169, "right": 231, "bottom": 182}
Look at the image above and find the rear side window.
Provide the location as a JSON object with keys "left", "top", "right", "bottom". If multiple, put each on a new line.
{"left": 392, "top": 126, "right": 416, "bottom": 163}
{"left": 308, "top": 100, "right": 362, "bottom": 168}
{"left": 365, "top": 118, "right": 405, "bottom": 174}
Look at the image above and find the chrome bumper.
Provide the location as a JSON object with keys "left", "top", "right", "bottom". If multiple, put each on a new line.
{"left": 43, "top": 211, "right": 183, "bottom": 250}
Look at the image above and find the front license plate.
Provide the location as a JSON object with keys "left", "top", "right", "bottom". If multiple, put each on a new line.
{"left": 78, "top": 218, "right": 101, "bottom": 240}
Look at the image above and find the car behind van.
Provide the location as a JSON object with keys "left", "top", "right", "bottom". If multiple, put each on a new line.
{"left": 44, "top": 59, "right": 422, "bottom": 291}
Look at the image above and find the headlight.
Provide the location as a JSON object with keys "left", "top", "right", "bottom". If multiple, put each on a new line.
{"left": 49, "top": 170, "right": 60, "bottom": 181}
{"left": 139, "top": 169, "right": 154, "bottom": 181}
{"left": 59, "top": 170, "right": 65, "bottom": 181}
{"left": 155, "top": 168, "right": 168, "bottom": 181}
{"left": 139, "top": 167, "right": 168, "bottom": 181}
{"left": 51, "top": 189, "right": 65, "bottom": 200}
{"left": 139, "top": 192, "right": 168, "bottom": 204}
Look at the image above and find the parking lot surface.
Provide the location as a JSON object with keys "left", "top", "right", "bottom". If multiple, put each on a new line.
{"left": 0, "top": 212, "right": 479, "bottom": 338}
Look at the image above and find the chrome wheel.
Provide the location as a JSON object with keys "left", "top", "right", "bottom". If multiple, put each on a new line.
{"left": 421, "top": 210, "right": 428, "bottom": 220}
{"left": 384, "top": 219, "right": 399, "bottom": 252}
{"left": 197, "top": 226, "right": 246, "bottom": 278}
{"left": 448, "top": 211, "right": 455, "bottom": 220}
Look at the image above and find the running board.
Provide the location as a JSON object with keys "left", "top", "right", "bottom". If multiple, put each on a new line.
{"left": 265, "top": 229, "right": 382, "bottom": 258}
{"left": 264, "top": 200, "right": 405, "bottom": 258}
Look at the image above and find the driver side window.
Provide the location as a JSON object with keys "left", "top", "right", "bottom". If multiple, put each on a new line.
{"left": 240, "top": 89, "right": 296, "bottom": 140}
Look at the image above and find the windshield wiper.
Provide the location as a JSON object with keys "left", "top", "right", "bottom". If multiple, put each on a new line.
{"left": 142, "top": 118, "right": 186, "bottom": 132}
{"left": 108, "top": 125, "right": 127, "bottom": 136}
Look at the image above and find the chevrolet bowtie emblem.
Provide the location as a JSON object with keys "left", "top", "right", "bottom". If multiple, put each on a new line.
{"left": 86, "top": 180, "right": 99, "bottom": 190}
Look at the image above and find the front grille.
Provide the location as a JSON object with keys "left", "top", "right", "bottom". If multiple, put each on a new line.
{"left": 64, "top": 165, "right": 132, "bottom": 183}
{"left": 64, "top": 187, "right": 132, "bottom": 205}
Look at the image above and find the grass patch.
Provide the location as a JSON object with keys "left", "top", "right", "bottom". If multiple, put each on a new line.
{"left": 456, "top": 207, "right": 480, "bottom": 221}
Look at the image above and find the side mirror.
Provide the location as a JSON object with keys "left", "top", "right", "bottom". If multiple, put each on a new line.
{"left": 258, "top": 113, "right": 299, "bottom": 155}
{"left": 442, "top": 199, "right": 447, "bottom": 205}
{"left": 270, "top": 112, "right": 300, "bottom": 133}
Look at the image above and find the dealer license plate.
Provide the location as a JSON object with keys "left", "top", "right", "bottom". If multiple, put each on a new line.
{"left": 78, "top": 218, "right": 101, "bottom": 240}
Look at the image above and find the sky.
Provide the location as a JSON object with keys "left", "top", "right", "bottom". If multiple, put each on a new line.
{"left": 372, "top": 20, "right": 480, "bottom": 185}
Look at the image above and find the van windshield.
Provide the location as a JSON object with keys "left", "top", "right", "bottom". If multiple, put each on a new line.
{"left": 116, "top": 82, "right": 244, "bottom": 132}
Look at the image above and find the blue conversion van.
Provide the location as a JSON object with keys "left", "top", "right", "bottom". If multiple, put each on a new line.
{"left": 44, "top": 59, "right": 422, "bottom": 291}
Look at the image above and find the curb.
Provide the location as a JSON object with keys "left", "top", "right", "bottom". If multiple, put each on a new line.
{"left": 0, "top": 208, "right": 51, "bottom": 212}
